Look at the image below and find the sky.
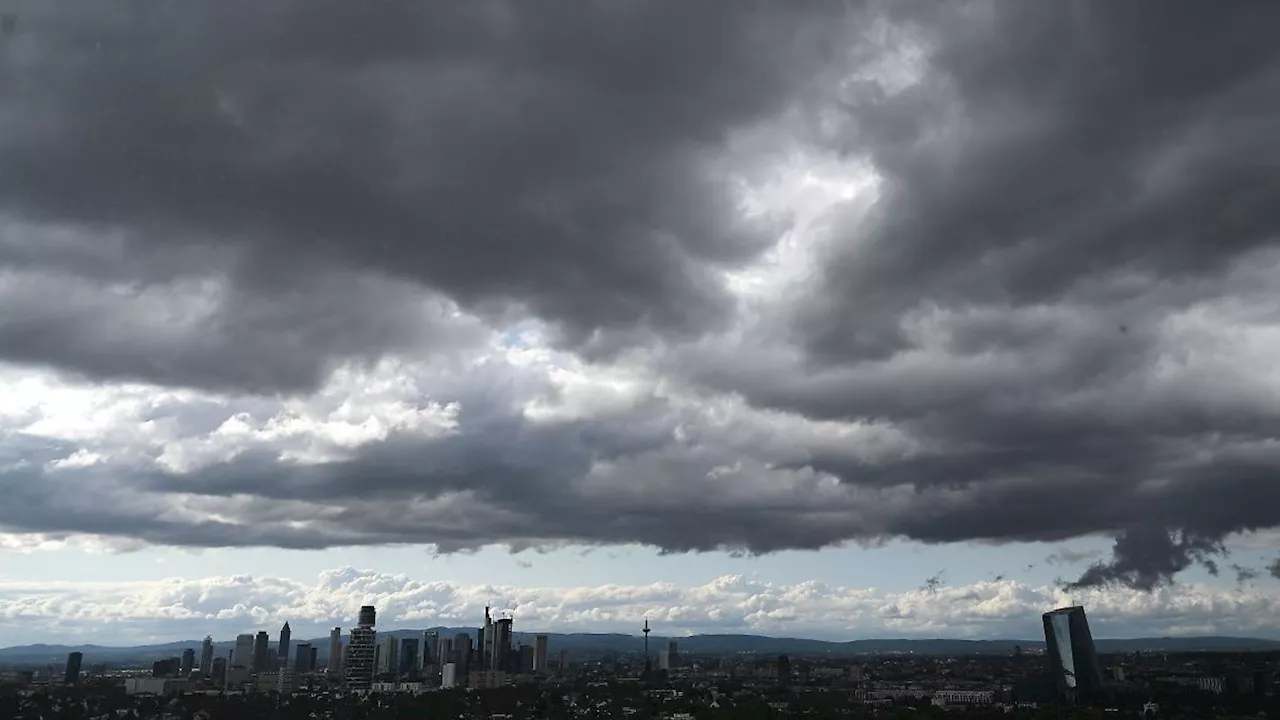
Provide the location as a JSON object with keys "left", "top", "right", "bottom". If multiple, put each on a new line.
{"left": 2, "top": 0, "right": 1280, "bottom": 647}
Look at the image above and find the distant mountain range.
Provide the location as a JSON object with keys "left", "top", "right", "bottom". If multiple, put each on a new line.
{"left": 3, "top": 630, "right": 1278, "bottom": 666}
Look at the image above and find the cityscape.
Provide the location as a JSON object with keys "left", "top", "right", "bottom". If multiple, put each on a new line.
{"left": 2, "top": 604, "right": 1278, "bottom": 718}
{"left": 4, "top": 1, "right": 1280, "bottom": 718}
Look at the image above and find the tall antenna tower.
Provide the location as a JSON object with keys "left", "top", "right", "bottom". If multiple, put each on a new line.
{"left": 643, "top": 618, "right": 651, "bottom": 675}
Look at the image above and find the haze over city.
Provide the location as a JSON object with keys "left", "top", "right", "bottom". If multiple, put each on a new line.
{"left": 3, "top": 0, "right": 1280, "bottom": 652}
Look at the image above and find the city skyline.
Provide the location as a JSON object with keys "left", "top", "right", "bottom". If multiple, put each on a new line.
{"left": 4, "top": 564, "right": 1280, "bottom": 648}
{"left": 3, "top": 0, "right": 1280, "bottom": 656}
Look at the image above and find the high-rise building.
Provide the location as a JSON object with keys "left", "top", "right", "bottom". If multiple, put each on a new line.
{"left": 153, "top": 657, "right": 181, "bottom": 678}
{"left": 658, "top": 650, "right": 671, "bottom": 670}
{"left": 253, "top": 631, "right": 270, "bottom": 672}
{"left": 667, "top": 639, "right": 679, "bottom": 669}
{"left": 559, "top": 648, "right": 569, "bottom": 670}
{"left": 64, "top": 652, "right": 83, "bottom": 685}
{"left": 328, "top": 627, "right": 343, "bottom": 673}
{"left": 454, "top": 633, "right": 472, "bottom": 676}
{"left": 233, "top": 634, "right": 255, "bottom": 669}
{"left": 377, "top": 633, "right": 399, "bottom": 675}
{"left": 519, "top": 644, "right": 535, "bottom": 674}
{"left": 1043, "top": 606, "right": 1103, "bottom": 694}
{"left": 777, "top": 655, "right": 791, "bottom": 687}
{"left": 491, "top": 617, "right": 513, "bottom": 671}
{"left": 294, "top": 643, "right": 313, "bottom": 673}
{"left": 441, "top": 662, "right": 457, "bottom": 689}
{"left": 345, "top": 605, "right": 377, "bottom": 691}
{"left": 267, "top": 648, "right": 279, "bottom": 672}
{"left": 199, "top": 636, "right": 214, "bottom": 675}
{"left": 211, "top": 657, "right": 227, "bottom": 686}
{"left": 422, "top": 630, "right": 439, "bottom": 668}
{"left": 533, "top": 635, "right": 548, "bottom": 673}
{"left": 439, "top": 636, "right": 454, "bottom": 666}
{"left": 399, "top": 638, "right": 419, "bottom": 677}
{"left": 278, "top": 622, "right": 292, "bottom": 669}
{"left": 310, "top": 645, "right": 318, "bottom": 674}
{"left": 180, "top": 648, "right": 196, "bottom": 675}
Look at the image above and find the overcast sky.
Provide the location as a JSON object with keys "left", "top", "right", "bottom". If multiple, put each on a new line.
{"left": 3, "top": 0, "right": 1280, "bottom": 647}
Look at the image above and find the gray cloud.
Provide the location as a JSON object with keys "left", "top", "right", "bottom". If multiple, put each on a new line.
{"left": 2, "top": 0, "right": 1280, "bottom": 591}
{"left": 679, "top": 1, "right": 1280, "bottom": 588}
{"left": 0, "top": 0, "right": 846, "bottom": 390}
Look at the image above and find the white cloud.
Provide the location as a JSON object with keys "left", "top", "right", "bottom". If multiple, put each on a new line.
{"left": 1, "top": 567, "right": 1278, "bottom": 647}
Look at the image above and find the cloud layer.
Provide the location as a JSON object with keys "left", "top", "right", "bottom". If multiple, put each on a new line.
{"left": 3, "top": 1, "right": 1280, "bottom": 591}
{"left": 3, "top": 567, "right": 1280, "bottom": 647}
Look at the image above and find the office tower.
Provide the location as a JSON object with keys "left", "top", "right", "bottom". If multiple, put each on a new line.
{"left": 398, "top": 638, "right": 419, "bottom": 677}
{"left": 422, "top": 630, "right": 438, "bottom": 668}
{"left": 212, "top": 657, "right": 227, "bottom": 686}
{"left": 559, "top": 648, "right": 569, "bottom": 670}
{"left": 310, "top": 645, "right": 318, "bottom": 674}
{"left": 200, "top": 636, "right": 214, "bottom": 675}
{"left": 658, "top": 650, "right": 671, "bottom": 670}
{"left": 253, "top": 631, "right": 270, "bottom": 671}
{"left": 64, "top": 652, "right": 82, "bottom": 685}
{"left": 492, "top": 617, "right": 513, "bottom": 671}
{"left": 345, "top": 605, "right": 377, "bottom": 691}
{"left": 1043, "top": 606, "right": 1103, "bottom": 694}
{"left": 439, "top": 636, "right": 454, "bottom": 666}
{"left": 777, "top": 655, "right": 791, "bottom": 687}
{"left": 667, "top": 639, "right": 679, "bottom": 669}
{"left": 267, "top": 648, "right": 279, "bottom": 672}
{"left": 153, "top": 657, "right": 181, "bottom": 678}
{"left": 328, "top": 627, "right": 343, "bottom": 672}
{"left": 533, "top": 635, "right": 548, "bottom": 673}
{"left": 453, "top": 633, "right": 472, "bottom": 676}
{"left": 294, "top": 643, "right": 313, "bottom": 673}
{"left": 377, "top": 633, "right": 399, "bottom": 674}
{"left": 278, "top": 622, "right": 291, "bottom": 669}
{"left": 519, "top": 644, "right": 534, "bottom": 673}
{"left": 441, "top": 662, "right": 457, "bottom": 689}
{"left": 481, "top": 606, "right": 492, "bottom": 669}
{"left": 233, "top": 634, "right": 255, "bottom": 669}
{"left": 180, "top": 648, "right": 196, "bottom": 675}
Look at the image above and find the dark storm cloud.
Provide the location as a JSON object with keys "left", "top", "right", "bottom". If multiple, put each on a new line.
{"left": 3, "top": 0, "right": 1280, "bottom": 589}
{"left": 691, "top": 0, "right": 1280, "bottom": 587}
{"left": 0, "top": 0, "right": 845, "bottom": 390}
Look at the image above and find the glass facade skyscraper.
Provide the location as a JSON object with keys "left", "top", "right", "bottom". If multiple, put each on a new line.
{"left": 1042, "top": 606, "right": 1103, "bottom": 694}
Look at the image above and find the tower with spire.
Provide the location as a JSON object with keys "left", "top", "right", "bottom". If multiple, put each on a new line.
{"left": 279, "top": 622, "right": 292, "bottom": 668}
{"left": 643, "top": 618, "right": 651, "bottom": 675}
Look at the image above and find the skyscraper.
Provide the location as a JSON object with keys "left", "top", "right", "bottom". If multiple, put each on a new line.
{"left": 345, "top": 605, "right": 377, "bottom": 691}
{"left": 328, "top": 627, "right": 343, "bottom": 673}
{"left": 777, "top": 655, "right": 791, "bottom": 687}
{"left": 533, "top": 634, "right": 548, "bottom": 673}
{"left": 64, "top": 652, "right": 82, "bottom": 685}
{"left": 294, "top": 643, "right": 313, "bottom": 673}
{"left": 453, "top": 633, "right": 472, "bottom": 676}
{"left": 1042, "top": 606, "right": 1103, "bottom": 695}
{"left": 253, "top": 631, "right": 270, "bottom": 672}
{"left": 199, "top": 636, "right": 214, "bottom": 675}
{"left": 492, "top": 617, "right": 513, "bottom": 671}
{"left": 422, "top": 630, "right": 438, "bottom": 668}
{"left": 667, "top": 639, "right": 679, "bottom": 669}
{"left": 212, "top": 657, "right": 227, "bottom": 686}
{"left": 399, "top": 637, "right": 419, "bottom": 677}
{"left": 377, "top": 633, "right": 399, "bottom": 674}
{"left": 180, "top": 648, "right": 196, "bottom": 676}
{"left": 233, "top": 634, "right": 255, "bottom": 669}
{"left": 278, "top": 622, "right": 292, "bottom": 669}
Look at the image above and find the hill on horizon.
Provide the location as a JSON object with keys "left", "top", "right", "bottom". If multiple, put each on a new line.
{"left": 2, "top": 630, "right": 1278, "bottom": 666}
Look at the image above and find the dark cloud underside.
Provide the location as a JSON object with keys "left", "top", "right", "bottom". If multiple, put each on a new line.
{"left": 2, "top": 0, "right": 1280, "bottom": 591}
